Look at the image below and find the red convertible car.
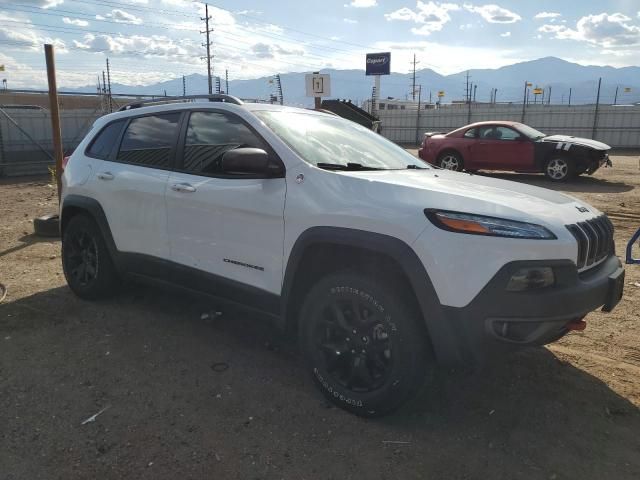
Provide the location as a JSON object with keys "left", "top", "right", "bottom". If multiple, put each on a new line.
{"left": 418, "top": 121, "right": 611, "bottom": 181}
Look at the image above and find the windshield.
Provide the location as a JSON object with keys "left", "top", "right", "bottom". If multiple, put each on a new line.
{"left": 517, "top": 124, "right": 546, "bottom": 140}
{"left": 254, "top": 111, "right": 428, "bottom": 170}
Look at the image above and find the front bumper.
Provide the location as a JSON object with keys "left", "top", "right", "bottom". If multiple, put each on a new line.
{"left": 438, "top": 255, "right": 624, "bottom": 364}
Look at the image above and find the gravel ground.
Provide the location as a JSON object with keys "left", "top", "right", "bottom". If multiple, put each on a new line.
{"left": 1, "top": 154, "right": 639, "bottom": 479}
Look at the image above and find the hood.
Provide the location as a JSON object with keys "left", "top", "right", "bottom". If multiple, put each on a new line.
{"left": 540, "top": 135, "right": 610, "bottom": 151}
{"left": 340, "top": 168, "right": 600, "bottom": 226}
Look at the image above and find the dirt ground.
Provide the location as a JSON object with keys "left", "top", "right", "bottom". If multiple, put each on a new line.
{"left": 1, "top": 155, "right": 639, "bottom": 480}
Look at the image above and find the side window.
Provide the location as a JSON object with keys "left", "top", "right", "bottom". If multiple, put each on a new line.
{"left": 117, "top": 113, "right": 181, "bottom": 168}
{"left": 463, "top": 128, "right": 477, "bottom": 139}
{"left": 479, "top": 126, "right": 520, "bottom": 141}
{"left": 182, "top": 111, "right": 266, "bottom": 175}
{"left": 86, "top": 120, "right": 125, "bottom": 159}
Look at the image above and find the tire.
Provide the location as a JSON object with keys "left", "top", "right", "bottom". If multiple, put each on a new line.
{"left": 61, "top": 214, "right": 119, "bottom": 299}
{"left": 437, "top": 151, "right": 464, "bottom": 171}
{"left": 33, "top": 213, "right": 60, "bottom": 238}
{"left": 544, "top": 157, "right": 575, "bottom": 182}
{"left": 298, "top": 271, "right": 433, "bottom": 417}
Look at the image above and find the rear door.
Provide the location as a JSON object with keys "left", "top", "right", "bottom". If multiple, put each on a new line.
{"left": 475, "top": 125, "right": 534, "bottom": 170}
{"left": 90, "top": 112, "right": 182, "bottom": 260}
{"left": 165, "top": 110, "right": 286, "bottom": 296}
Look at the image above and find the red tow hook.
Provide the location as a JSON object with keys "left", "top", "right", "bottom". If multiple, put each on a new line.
{"left": 566, "top": 318, "right": 587, "bottom": 331}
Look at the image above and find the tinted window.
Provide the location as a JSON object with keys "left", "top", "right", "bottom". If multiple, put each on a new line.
{"left": 117, "top": 113, "right": 181, "bottom": 168}
{"left": 479, "top": 126, "right": 520, "bottom": 141}
{"left": 463, "top": 128, "right": 477, "bottom": 138}
{"left": 182, "top": 111, "right": 265, "bottom": 175}
{"left": 87, "top": 120, "right": 125, "bottom": 159}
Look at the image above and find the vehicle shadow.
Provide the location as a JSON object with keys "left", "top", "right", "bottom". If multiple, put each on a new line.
{"left": 2, "top": 285, "right": 638, "bottom": 479}
{"left": 478, "top": 171, "right": 634, "bottom": 194}
{"left": 0, "top": 233, "right": 56, "bottom": 258}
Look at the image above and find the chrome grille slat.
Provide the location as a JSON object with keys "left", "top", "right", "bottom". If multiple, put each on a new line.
{"left": 566, "top": 215, "right": 614, "bottom": 272}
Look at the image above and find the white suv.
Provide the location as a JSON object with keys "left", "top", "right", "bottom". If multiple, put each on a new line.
{"left": 61, "top": 95, "right": 625, "bottom": 417}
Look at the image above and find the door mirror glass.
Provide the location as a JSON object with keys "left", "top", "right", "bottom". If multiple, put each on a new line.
{"left": 222, "top": 148, "right": 270, "bottom": 175}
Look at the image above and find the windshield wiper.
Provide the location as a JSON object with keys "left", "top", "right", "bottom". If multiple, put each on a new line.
{"left": 406, "top": 164, "right": 427, "bottom": 169}
{"left": 316, "top": 162, "right": 382, "bottom": 171}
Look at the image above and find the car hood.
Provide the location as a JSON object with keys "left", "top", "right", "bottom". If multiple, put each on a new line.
{"left": 341, "top": 168, "right": 600, "bottom": 226}
{"left": 540, "top": 135, "right": 610, "bottom": 151}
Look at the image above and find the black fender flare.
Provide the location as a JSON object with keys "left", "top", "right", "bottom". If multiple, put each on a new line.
{"left": 281, "top": 227, "right": 462, "bottom": 365}
{"left": 60, "top": 195, "right": 122, "bottom": 271}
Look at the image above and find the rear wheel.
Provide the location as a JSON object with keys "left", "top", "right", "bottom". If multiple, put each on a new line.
{"left": 298, "top": 271, "right": 432, "bottom": 417}
{"left": 62, "top": 214, "right": 119, "bottom": 299}
{"left": 438, "top": 151, "right": 463, "bottom": 171}
{"left": 545, "top": 157, "right": 575, "bottom": 182}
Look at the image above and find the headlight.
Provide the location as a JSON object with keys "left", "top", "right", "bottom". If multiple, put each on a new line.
{"left": 424, "top": 210, "right": 557, "bottom": 239}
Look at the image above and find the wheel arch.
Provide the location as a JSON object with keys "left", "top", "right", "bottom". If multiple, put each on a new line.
{"left": 61, "top": 195, "right": 120, "bottom": 269}
{"left": 280, "top": 227, "right": 461, "bottom": 365}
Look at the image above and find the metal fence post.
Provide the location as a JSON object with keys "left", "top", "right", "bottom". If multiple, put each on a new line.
{"left": 592, "top": 77, "right": 601, "bottom": 139}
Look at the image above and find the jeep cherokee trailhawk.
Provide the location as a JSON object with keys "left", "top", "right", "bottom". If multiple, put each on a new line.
{"left": 60, "top": 95, "right": 625, "bottom": 417}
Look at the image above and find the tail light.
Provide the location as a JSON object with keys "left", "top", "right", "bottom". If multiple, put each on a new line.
{"left": 62, "top": 155, "right": 70, "bottom": 171}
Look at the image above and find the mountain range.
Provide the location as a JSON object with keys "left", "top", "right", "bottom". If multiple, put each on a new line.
{"left": 67, "top": 57, "right": 640, "bottom": 107}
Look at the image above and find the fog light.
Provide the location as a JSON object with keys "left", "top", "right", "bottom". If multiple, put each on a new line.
{"left": 507, "top": 267, "right": 555, "bottom": 291}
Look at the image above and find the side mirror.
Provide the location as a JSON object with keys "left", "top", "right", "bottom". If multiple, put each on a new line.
{"left": 222, "top": 148, "right": 270, "bottom": 175}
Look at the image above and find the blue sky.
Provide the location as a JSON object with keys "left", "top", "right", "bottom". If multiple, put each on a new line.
{"left": 1, "top": 0, "right": 639, "bottom": 89}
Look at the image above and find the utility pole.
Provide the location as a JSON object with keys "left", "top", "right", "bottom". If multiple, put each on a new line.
{"left": 215, "top": 76, "right": 221, "bottom": 94}
{"left": 568, "top": 87, "right": 572, "bottom": 106}
{"left": 592, "top": 77, "right": 602, "bottom": 139}
{"left": 102, "top": 70, "right": 107, "bottom": 112}
{"left": 613, "top": 85, "right": 619, "bottom": 105}
{"left": 415, "top": 85, "right": 422, "bottom": 145}
{"left": 182, "top": 75, "right": 186, "bottom": 96}
{"left": 44, "top": 44, "right": 63, "bottom": 203}
{"left": 494, "top": 88, "right": 498, "bottom": 104}
{"left": 547, "top": 86, "right": 552, "bottom": 105}
{"left": 106, "top": 58, "right": 112, "bottom": 113}
{"left": 410, "top": 54, "right": 419, "bottom": 101}
{"left": 473, "top": 84, "right": 477, "bottom": 103}
{"left": 225, "top": 69, "right": 229, "bottom": 94}
{"left": 201, "top": 3, "right": 213, "bottom": 95}
{"left": 275, "top": 74, "right": 283, "bottom": 105}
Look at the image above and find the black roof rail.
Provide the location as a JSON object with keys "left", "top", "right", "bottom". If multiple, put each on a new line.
{"left": 118, "top": 94, "right": 244, "bottom": 111}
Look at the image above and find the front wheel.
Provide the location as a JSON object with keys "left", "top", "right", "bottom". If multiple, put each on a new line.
{"left": 545, "top": 157, "right": 575, "bottom": 182}
{"left": 298, "top": 272, "right": 432, "bottom": 417}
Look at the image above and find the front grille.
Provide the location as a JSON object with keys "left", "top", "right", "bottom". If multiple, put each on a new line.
{"left": 566, "top": 215, "right": 615, "bottom": 271}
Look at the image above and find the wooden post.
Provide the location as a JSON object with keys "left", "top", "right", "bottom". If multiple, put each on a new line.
{"left": 44, "top": 44, "right": 63, "bottom": 204}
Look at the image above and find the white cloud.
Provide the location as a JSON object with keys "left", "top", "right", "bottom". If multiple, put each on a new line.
{"left": 459, "top": 23, "right": 473, "bottom": 30}
{"left": 96, "top": 9, "right": 143, "bottom": 24}
{"left": 0, "top": 12, "right": 67, "bottom": 52}
{"left": 73, "top": 33, "right": 199, "bottom": 62}
{"left": 344, "top": 0, "right": 377, "bottom": 7}
{"left": 534, "top": 12, "right": 561, "bottom": 20}
{"left": 343, "top": 18, "right": 358, "bottom": 24}
{"left": 500, "top": 31, "right": 511, "bottom": 37}
{"left": 385, "top": 1, "right": 461, "bottom": 36}
{"left": 464, "top": 3, "right": 521, "bottom": 24}
{"left": 538, "top": 12, "right": 640, "bottom": 47}
{"left": 251, "top": 42, "right": 304, "bottom": 59}
{"left": 62, "top": 17, "right": 88, "bottom": 27}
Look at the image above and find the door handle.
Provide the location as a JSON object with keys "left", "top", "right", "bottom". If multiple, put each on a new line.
{"left": 97, "top": 172, "right": 114, "bottom": 181}
{"left": 171, "top": 183, "right": 197, "bottom": 193}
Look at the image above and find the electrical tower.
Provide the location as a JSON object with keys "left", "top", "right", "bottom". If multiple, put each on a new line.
{"left": 215, "top": 76, "right": 221, "bottom": 94}
{"left": 225, "top": 69, "right": 229, "bottom": 95}
{"left": 106, "top": 58, "right": 113, "bottom": 113}
{"left": 410, "top": 54, "right": 420, "bottom": 101}
{"left": 464, "top": 71, "right": 471, "bottom": 103}
{"left": 200, "top": 4, "right": 213, "bottom": 95}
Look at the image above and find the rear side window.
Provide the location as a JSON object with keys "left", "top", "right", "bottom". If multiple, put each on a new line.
{"left": 117, "top": 113, "right": 181, "bottom": 168}
{"left": 86, "top": 120, "right": 125, "bottom": 159}
{"left": 182, "top": 111, "right": 266, "bottom": 175}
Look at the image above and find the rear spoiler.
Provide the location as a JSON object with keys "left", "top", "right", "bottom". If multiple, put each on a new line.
{"left": 423, "top": 132, "right": 446, "bottom": 138}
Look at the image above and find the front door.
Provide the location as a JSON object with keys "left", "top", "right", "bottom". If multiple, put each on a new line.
{"left": 165, "top": 110, "right": 286, "bottom": 296}
{"left": 475, "top": 125, "right": 534, "bottom": 170}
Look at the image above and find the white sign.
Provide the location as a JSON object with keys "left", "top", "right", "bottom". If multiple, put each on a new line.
{"left": 305, "top": 73, "right": 331, "bottom": 97}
